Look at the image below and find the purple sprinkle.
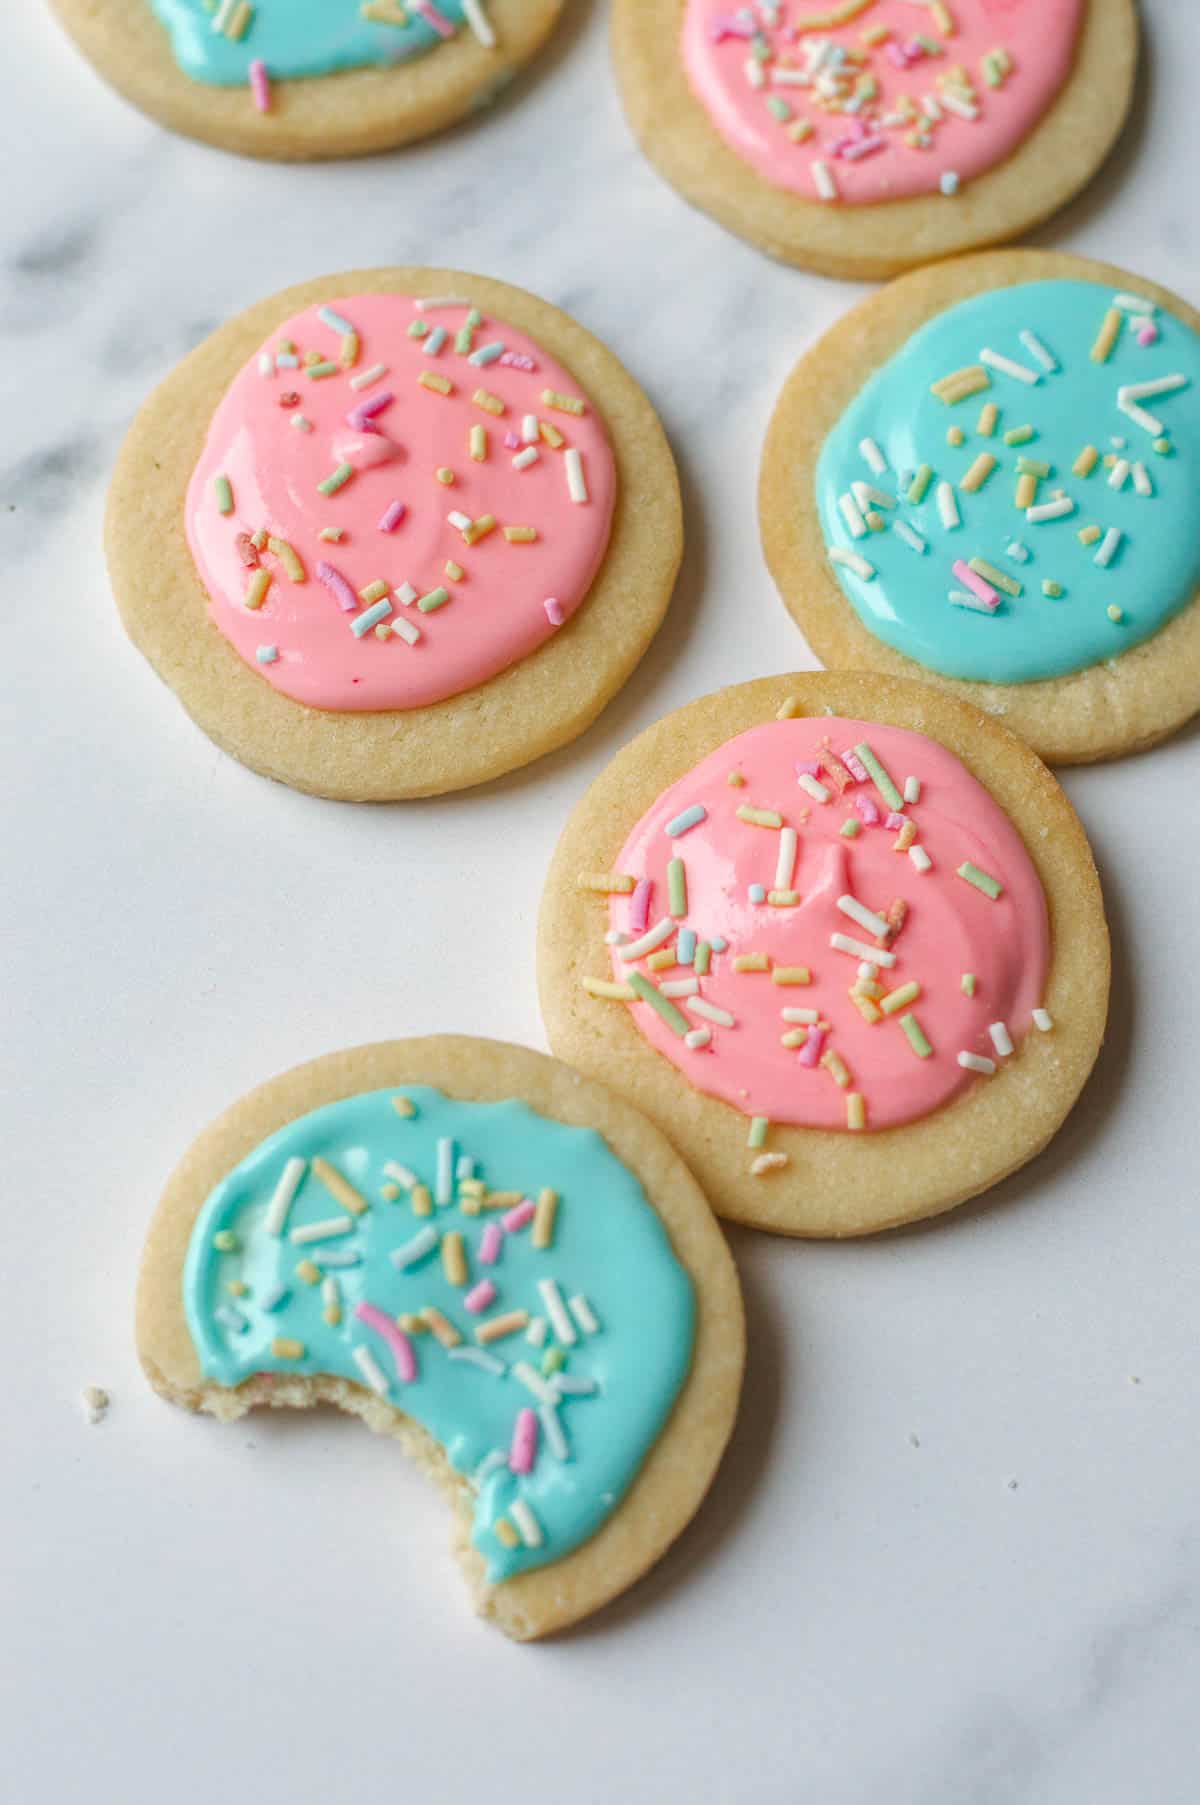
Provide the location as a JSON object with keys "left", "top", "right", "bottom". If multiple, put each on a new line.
{"left": 498, "top": 352, "right": 536, "bottom": 372}
{"left": 378, "top": 499, "right": 406, "bottom": 533}
{"left": 316, "top": 561, "right": 358, "bottom": 613}
{"left": 503, "top": 430, "right": 521, "bottom": 450}
{"left": 346, "top": 390, "right": 394, "bottom": 433}
{"left": 795, "top": 760, "right": 821, "bottom": 778}
{"left": 885, "top": 810, "right": 906, "bottom": 830}
{"left": 544, "top": 597, "right": 564, "bottom": 627}
{"left": 854, "top": 795, "right": 881, "bottom": 825}
{"left": 629, "top": 878, "right": 652, "bottom": 936}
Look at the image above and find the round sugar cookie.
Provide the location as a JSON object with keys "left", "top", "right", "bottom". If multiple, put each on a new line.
{"left": 611, "top": 0, "right": 1137, "bottom": 280}
{"left": 107, "top": 268, "right": 683, "bottom": 800}
{"left": 539, "top": 672, "right": 1109, "bottom": 1238}
{"left": 761, "top": 250, "right": 1200, "bottom": 764}
{"left": 49, "top": 0, "right": 564, "bottom": 161}
{"left": 136, "top": 1036, "right": 744, "bottom": 1642}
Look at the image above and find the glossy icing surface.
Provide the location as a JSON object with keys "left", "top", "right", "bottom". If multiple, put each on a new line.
{"left": 186, "top": 292, "right": 616, "bottom": 711}
{"left": 681, "top": 0, "right": 1082, "bottom": 205}
{"left": 605, "top": 716, "right": 1049, "bottom": 1130}
{"left": 816, "top": 280, "right": 1200, "bottom": 682}
{"left": 150, "top": 0, "right": 476, "bottom": 86}
{"left": 183, "top": 1086, "right": 695, "bottom": 1582}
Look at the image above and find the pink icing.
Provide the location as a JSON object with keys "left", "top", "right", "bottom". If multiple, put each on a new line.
{"left": 681, "top": 0, "right": 1083, "bottom": 205}
{"left": 186, "top": 294, "right": 617, "bottom": 711}
{"left": 608, "top": 717, "right": 1049, "bottom": 1130}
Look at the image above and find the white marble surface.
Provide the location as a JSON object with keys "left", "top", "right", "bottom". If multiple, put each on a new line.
{"left": 5, "top": 4, "right": 1199, "bottom": 1800}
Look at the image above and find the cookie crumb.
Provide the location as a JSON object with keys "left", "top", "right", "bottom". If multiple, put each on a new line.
{"left": 908, "top": 1432, "right": 920, "bottom": 1449}
{"left": 1006, "top": 1477, "right": 1019, "bottom": 1491}
{"left": 82, "top": 1386, "right": 110, "bottom": 1425}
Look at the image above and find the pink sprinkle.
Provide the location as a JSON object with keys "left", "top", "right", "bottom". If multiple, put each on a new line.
{"left": 798, "top": 1027, "right": 826, "bottom": 1068}
{"left": 854, "top": 794, "right": 881, "bottom": 825}
{"left": 504, "top": 430, "right": 521, "bottom": 450}
{"left": 795, "top": 760, "right": 821, "bottom": 778}
{"left": 479, "top": 1223, "right": 504, "bottom": 1266}
{"left": 630, "top": 878, "right": 652, "bottom": 935}
{"left": 544, "top": 597, "right": 564, "bottom": 627}
{"left": 316, "top": 561, "right": 358, "bottom": 612}
{"left": 378, "top": 500, "right": 406, "bottom": 533}
{"left": 843, "top": 135, "right": 887, "bottom": 162}
{"left": 840, "top": 749, "right": 869, "bottom": 784}
{"left": 465, "top": 1279, "right": 497, "bottom": 1315}
{"left": 354, "top": 1302, "right": 417, "bottom": 1383}
{"left": 502, "top": 1198, "right": 536, "bottom": 1233}
{"left": 885, "top": 40, "right": 912, "bottom": 67}
{"left": 1138, "top": 323, "right": 1159, "bottom": 347}
{"left": 347, "top": 390, "right": 394, "bottom": 432}
{"left": 709, "top": 16, "right": 756, "bottom": 39}
{"left": 412, "top": 0, "right": 456, "bottom": 38}
{"left": 952, "top": 559, "right": 1000, "bottom": 609}
{"left": 885, "top": 810, "right": 906, "bottom": 830}
{"left": 499, "top": 352, "right": 537, "bottom": 372}
{"left": 509, "top": 1407, "right": 539, "bottom": 1475}
{"left": 249, "top": 59, "right": 271, "bottom": 113}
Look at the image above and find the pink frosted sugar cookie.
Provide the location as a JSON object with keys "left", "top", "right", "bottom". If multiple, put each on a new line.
{"left": 540, "top": 672, "right": 1109, "bottom": 1236}
{"left": 107, "top": 269, "right": 682, "bottom": 799}
{"left": 611, "top": 0, "right": 1138, "bottom": 279}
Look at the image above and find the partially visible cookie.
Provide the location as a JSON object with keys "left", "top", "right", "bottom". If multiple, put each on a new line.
{"left": 50, "top": 0, "right": 564, "bottom": 160}
{"left": 136, "top": 1037, "right": 744, "bottom": 1642}
{"left": 539, "top": 672, "right": 1109, "bottom": 1238}
{"left": 107, "top": 268, "right": 682, "bottom": 799}
{"left": 611, "top": 0, "right": 1137, "bottom": 280}
{"left": 761, "top": 250, "right": 1200, "bottom": 763}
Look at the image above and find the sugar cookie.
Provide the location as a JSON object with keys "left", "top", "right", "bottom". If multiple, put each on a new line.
{"left": 611, "top": 0, "right": 1137, "bottom": 279}
{"left": 49, "top": 0, "right": 563, "bottom": 160}
{"left": 761, "top": 250, "right": 1200, "bottom": 763}
{"left": 539, "top": 672, "right": 1108, "bottom": 1237}
{"left": 136, "top": 1037, "right": 744, "bottom": 1640}
{"left": 107, "top": 269, "right": 682, "bottom": 799}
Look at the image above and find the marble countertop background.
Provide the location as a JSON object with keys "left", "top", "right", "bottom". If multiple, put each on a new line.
{"left": 4, "top": 4, "right": 1197, "bottom": 1801}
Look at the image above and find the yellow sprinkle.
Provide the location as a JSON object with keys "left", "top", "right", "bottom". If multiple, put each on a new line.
{"left": 793, "top": 0, "right": 876, "bottom": 29}
{"left": 931, "top": 1, "right": 955, "bottom": 32}
{"left": 946, "top": 425, "right": 965, "bottom": 447}
{"left": 484, "top": 1191, "right": 523, "bottom": 1210}
{"left": 227, "top": 1279, "right": 247, "bottom": 1297}
{"left": 503, "top": 526, "right": 538, "bottom": 543}
{"left": 397, "top": 1314, "right": 428, "bottom": 1335}
{"left": 736, "top": 806, "right": 783, "bottom": 828}
{"left": 850, "top": 993, "right": 883, "bottom": 1024}
{"left": 444, "top": 560, "right": 463, "bottom": 582}
{"left": 311, "top": 1156, "right": 369, "bottom": 1216}
{"left": 727, "top": 770, "right": 746, "bottom": 786}
{"left": 391, "top": 1094, "right": 415, "bottom": 1118}
{"left": 410, "top": 1183, "right": 433, "bottom": 1218}
{"left": 893, "top": 818, "right": 917, "bottom": 851}
{"left": 463, "top": 514, "right": 497, "bottom": 545}
{"left": 1078, "top": 523, "right": 1102, "bottom": 546}
{"left": 271, "top": 1338, "right": 305, "bottom": 1360}
{"left": 787, "top": 118, "right": 814, "bottom": 143}
{"left": 846, "top": 1092, "right": 866, "bottom": 1131}
{"left": 542, "top": 388, "right": 585, "bottom": 416}
{"left": 533, "top": 1188, "right": 558, "bottom": 1249}
{"left": 577, "top": 871, "right": 635, "bottom": 893}
{"left": 323, "top": 1302, "right": 342, "bottom": 1328}
{"left": 1091, "top": 307, "right": 1123, "bottom": 363}
{"left": 862, "top": 23, "right": 890, "bottom": 45}
{"left": 854, "top": 977, "right": 885, "bottom": 1001}
{"left": 820, "top": 1049, "right": 852, "bottom": 1089}
{"left": 646, "top": 947, "right": 676, "bottom": 971}
{"left": 781, "top": 1029, "right": 807, "bottom": 1049}
{"left": 768, "top": 889, "right": 800, "bottom": 906}
{"left": 581, "top": 977, "right": 637, "bottom": 1000}
{"left": 880, "top": 980, "right": 921, "bottom": 1016}
{"left": 1073, "top": 444, "right": 1099, "bottom": 477}
{"left": 380, "top": 1182, "right": 400, "bottom": 1201}
{"left": 442, "top": 1231, "right": 467, "bottom": 1287}
{"left": 436, "top": 467, "right": 454, "bottom": 485}
{"left": 418, "top": 371, "right": 453, "bottom": 395}
{"left": 931, "top": 365, "right": 990, "bottom": 403}
{"left": 294, "top": 1259, "right": 321, "bottom": 1286}
{"left": 976, "top": 401, "right": 999, "bottom": 438}
{"left": 267, "top": 537, "right": 305, "bottom": 582}
{"left": 459, "top": 1190, "right": 481, "bottom": 1218}
{"left": 472, "top": 388, "right": 505, "bottom": 415}
{"left": 459, "top": 1179, "right": 486, "bottom": 1199}
{"left": 422, "top": 1307, "right": 461, "bottom": 1349}
{"left": 495, "top": 1518, "right": 520, "bottom": 1550}
{"left": 244, "top": 568, "right": 270, "bottom": 611}
{"left": 1015, "top": 472, "right": 1038, "bottom": 510}
{"left": 1107, "top": 604, "right": 1124, "bottom": 623}
{"left": 469, "top": 423, "right": 487, "bottom": 462}
{"left": 339, "top": 332, "right": 359, "bottom": 369}
{"left": 476, "top": 1310, "right": 530, "bottom": 1345}
{"left": 227, "top": 0, "right": 253, "bottom": 39}
{"left": 733, "top": 952, "right": 770, "bottom": 973}
{"left": 359, "top": 578, "right": 389, "bottom": 604}
{"left": 960, "top": 452, "right": 997, "bottom": 494}
{"left": 538, "top": 420, "right": 565, "bottom": 449}
{"left": 772, "top": 966, "right": 811, "bottom": 985}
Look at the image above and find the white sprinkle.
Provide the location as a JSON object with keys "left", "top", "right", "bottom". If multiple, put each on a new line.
{"left": 829, "top": 545, "right": 876, "bottom": 580}
{"left": 524, "top": 1316, "right": 547, "bottom": 1348}
{"left": 263, "top": 1156, "right": 306, "bottom": 1237}
{"left": 349, "top": 362, "right": 388, "bottom": 391}
{"left": 892, "top": 519, "right": 928, "bottom": 554}
{"left": 568, "top": 1294, "right": 600, "bottom": 1336}
{"left": 619, "top": 917, "right": 675, "bottom": 961}
{"left": 537, "top": 1278, "right": 578, "bottom": 1347}
{"left": 513, "top": 1361, "right": 559, "bottom": 1406}
{"left": 957, "top": 1051, "right": 997, "bottom": 1075}
{"left": 684, "top": 1026, "right": 712, "bottom": 1049}
{"left": 289, "top": 1215, "right": 354, "bottom": 1245}
{"left": 352, "top": 1345, "right": 389, "bottom": 1397}
{"left": 554, "top": 1375, "right": 599, "bottom": 1397}
{"left": 413, "top": 294, "right": 473, "bottom": 311}
{"left": 258, "top": 352, "right": 273, "bottom": 376}
{"left": 510, "top": 1499, "right": 544, "bottom": 1549}
{"left": 538, "top": 1404, "right": 569, "bottom": 1462}
{"left": 950, "top": 588, "right": 997, "bottom": 613}
{"left": 461, "top": 0, "right": 496, "bottom": 48}
{"left": 745, "top": 54, "right": 766, "bottom": 88}
{"left": 449, "top": 1347, "right": 506, "bottom": 1376}
{"left": 521, "top": 413, "right": 539, "bottom": 444}
{"left": 322, "top": 1275, "right": 340, "bottom": 1315}
{"left": 1113, "top": 292, "right": 1157, "bottom": 315}
{"left": 838, "top": 491, "right": 867, "bottom": 539}
{"left": 811, "top": 158, "right": 837, "bottom": 200}
{"left": 395, "top": 580, "right": 417, "bottom": 606}
{"left": 939, "top": 91, "right": 978, "bottom": 120}
{"left": 290, "top": 414, "right": 313, "bottom": 433}
{"left": 685, "top": 996, "right": 736, "bottom": 1028}
{"left": 1033, "top": 1007, "right": 1054, "bottom": 1032}
{"left": 775, "top": 826, "right": 798, "bottom": 891}
{"left": 383, "top": 1161, "right": 418, "bottom": 1189}
{"left": 436, "top": 1138, "right": 454, "bottom": 1206}
{"left": 857, "top": 962, "right": 878, "bottom": 980}
{"left": 1007, "top": 541, "right": 1030, "bottom": 563}
{"left": 1120, "top": 374, "right": 1186, "bottom": 400}
{"left": 836, "top": 894, "right": 891, "bottom": 940}
{"left": 1132, "top": 461, "right": 1153, "bottom": 497}
{"left": 661, "top": 976, "right": 700, "bottom": 997}
{"left": 390, "top": 614, "right": 421, "bottom": 646}
{"left": 564, "top": 447, "right": 588, "bottom": 504}
{"left": 936, "top": 480, "right": 960, "bottom": 530}
{"left": 989, "top": 1021, "right": 1014, "bottom": 1057}
{"left": 797, "top": 772, "right": 831, "bottom": 803}
{"left": 1094, "top": 527, "right": 1123, "bottom": 568}
{"left": 258, "top": 1282, "right": 290, "bottom": 1311}
{"left": 939, "top": 171, "right": 959, "bottom": 196}
{"left": 859, "top": 437, "right": 888, "bottom": 475}
{"left": 214, "top": 1303, "right": 248, "bottom": 1335}
{"left": 474, "top": 1448, "right": 508, "bottom": 1485}
{"left": 513, "top": 446, "right": 540, "bottom": 471}
{"left": 447, "top": 510, "right": 472, "bottom": 532}
{"left": 781, "top": 1007, "right": 819, "bottom": 1024}
{"left": 1108, "top": 458, "right": 1130, "bottom": 491}
{"left": 1026, "top": 495, "right": 1076, "bottom": 523}
{"left": 979, "top": 347, "right": 1041, "bottom": 385}
{"left": 1117, "top": 395, "right": 1163, "bottom": 434}
{"left": 903, "top": 775, "right": 921, "bottom": 804}
{"left": 391, "top": 1225, "right": 440, "bottom": 1269}
{"left": 852, "top": 480, "right": 896, "bottom": 511}
{"left": 909, "top": 845, "right": 933, "bottom": 873}
{"left": 830, "top": 932, "right": 897, "bottom": 967}
{"left": 1018, "top": 329, "right": 1058, "bottom": 372}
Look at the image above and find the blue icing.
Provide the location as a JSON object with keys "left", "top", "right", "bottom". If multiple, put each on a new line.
{"left": 816, "top": 280, "right": 1200, "bottom": 684}
{"left": 183, "top": 1086, "right": 695, "bottom": 1583}
{"left": 150, "top": 0, "right": 472, "bottom": 86}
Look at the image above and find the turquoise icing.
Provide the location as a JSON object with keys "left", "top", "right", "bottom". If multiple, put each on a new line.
{"left": 816, "top": 280, "right": 1200, "bottom": 684}
{"left": 150, "top": 0, "right": 472, "bottom": 86}
{"left": 183, "top": 1087, "right": 695, "bottom": 1583}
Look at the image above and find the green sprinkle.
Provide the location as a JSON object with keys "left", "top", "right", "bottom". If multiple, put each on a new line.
{"left": 318, "top": 463, "right": 354, "bottom": 496}
{"left": 1042, "top": 579, "right": 1064, "bottom": 599}
{"left": 766, "top": 95, "right": 792, "bottom": 121}
{"left": 627, "top": 971, "right": 690, "bottom": 1037}
{"left": 417, "top": 586, "right": 450, "bottom": 613}
{"left": 907, "top": 463, "right": 934, "bottom": 504}
{"left": 916, "top": 33, "right": 940, "bottom": 54}
{"left": 408, "top": 320, "right": 430, "bottom": 338}
{"left": 668, "top": 858, "right": 688, "bottom": 919}
{"left": 853, "top": 741, "right": 903, "bottom": 810}
{"left": 1015, "top": 456, "right": 1051, "bottom": 478}
{"left": 899, "top": 1013, "right": 933, "bottom": 1059}
{"left": 961, "top": 972, "right": 977, "bottom": 997}
{"left": 968, "top": 557, "right": 1022, "bottom": 598}
{"left": 693, "top": 940, "right": 711, "bottom": 977}
{"left": 957, "top": 861, "right": 1004, "bottom": 900}
{"left": 213, "top": 1229, "right": 239, "bottom": 1253}
{"left": 1003, "top": 425, "right": 1035, "bottom": 446}
{"left": 840, "top": 817, "right": 861, "bottom": 838}
{"left": 214, "top": 474, "right": 234, "bottom": 515}
{"left": 748, "top": 1117, "right": 769, "bottom": 1150}
{"left": 541, "top": 1346, "right": 565, "bottom": 1377}
{"left": 454, "top": 326, "right": 474, "bottom": 354}
{"left": 306, "top": 360, "right": 340, "bottom": 378}
{"left": 466, "top": 308, "right": 482, "bottom": 329}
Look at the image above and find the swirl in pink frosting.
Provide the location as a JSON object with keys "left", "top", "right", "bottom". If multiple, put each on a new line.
{"left": 186, "top": 294, "right": 617, "bottom": 711}
{"left": 607, "top": 716, "right": 1049, "bottom": 1130}
{"left": 681, "top": 0, "right": 1083, "bottom": 205}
